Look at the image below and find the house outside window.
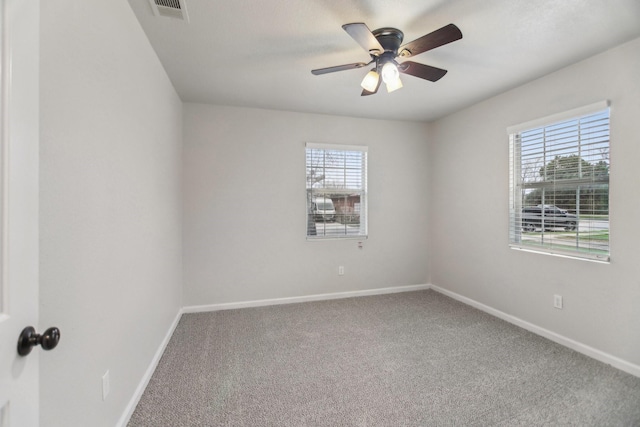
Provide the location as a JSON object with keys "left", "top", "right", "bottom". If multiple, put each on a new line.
{"left": 508, "top": 101, "right": 610, "bottom": 261}
{"left": 306, "top": 143, "right": 367, "bottom": 239}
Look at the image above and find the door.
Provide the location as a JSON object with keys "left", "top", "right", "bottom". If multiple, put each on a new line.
{"left": 0, "top": 0, "right": 40, "bottom": 426}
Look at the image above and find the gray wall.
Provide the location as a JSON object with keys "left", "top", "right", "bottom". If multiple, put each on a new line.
{"left": 39, "top": 1, "right": 183, "bottom": 426}
{"left": 183, "top": 104, "right": 430, "bottom": 306}
{"left": 428, "top": 37, "right": 640, "bottom": 366}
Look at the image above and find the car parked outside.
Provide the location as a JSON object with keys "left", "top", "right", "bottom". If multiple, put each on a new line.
{"left": 312, "top": 197, "right": 336, "bottom": 222}
{"left": 521, "top": 205, "right": 578, "bottom": 232}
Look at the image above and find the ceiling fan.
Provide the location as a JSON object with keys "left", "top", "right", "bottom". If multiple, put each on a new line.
{"left": 311, "top": 23, "right": 462, "bottom": 96}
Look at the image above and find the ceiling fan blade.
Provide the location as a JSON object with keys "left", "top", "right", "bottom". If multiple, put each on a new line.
{"left": 361, "top": 76, "right": 382, "bottom": 96}
{"left": 399, "top": 23, "right": 462, "bottom": 58}
{"left": 342, "top": 23, "right": 384, "bottom": 55}
{"left": 311, "top": 62, "right": 368, "bottom": 75}
{"left": 399, "top": 61, "right": 448, "bottom": 82}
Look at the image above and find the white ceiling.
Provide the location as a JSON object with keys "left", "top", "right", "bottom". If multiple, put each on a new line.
{"left": 128, "top": 0, "right": 640, "bottom": 122}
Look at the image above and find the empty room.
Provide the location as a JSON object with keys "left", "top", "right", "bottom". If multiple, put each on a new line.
{"left": 3, "top": 0, "right": 640, "bottom": 426}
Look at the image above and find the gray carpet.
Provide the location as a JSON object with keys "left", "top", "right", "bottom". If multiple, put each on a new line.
{"left": 128, "top": 290, "right": 640, "bottom": 426}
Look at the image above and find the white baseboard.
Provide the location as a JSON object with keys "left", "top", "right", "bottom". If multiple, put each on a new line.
{"left": 117, "top": 309, "right": 183, "bottom": 427}
{"left": 429, "top": 284, "right": 640, "bottom": 378}
{"left": 182, "top": 284, "right": 430, "bottom": 313}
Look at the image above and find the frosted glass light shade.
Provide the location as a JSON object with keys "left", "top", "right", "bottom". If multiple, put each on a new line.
{"left": 381, "top": 62, "right": 399, "bottom": 84}
{"left": 360, "top": 70, "right": 380, "bottom": 92}
{"left": 385, "top": 77, "right": 403, "bottom": 93}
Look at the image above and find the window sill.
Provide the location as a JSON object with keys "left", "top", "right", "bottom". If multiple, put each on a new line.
{"left": 509, "top": 245, "right": 610, "bottom": 264}
{"left": 307, "top": 236, "right": 368, "bottom": 242}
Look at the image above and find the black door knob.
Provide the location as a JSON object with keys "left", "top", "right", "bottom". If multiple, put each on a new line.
{"left": 17, "top": 326, "right": 61, "bottom": 356}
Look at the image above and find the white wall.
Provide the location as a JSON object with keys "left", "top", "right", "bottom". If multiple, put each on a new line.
{"left": 183, "top": 104, "right": 429, "bottom": 306}
{"left": 428, "top": 37, "right": 640, "bottom": 367}
{"left": 39, "top": 2, "right": 183, "bottom": 426}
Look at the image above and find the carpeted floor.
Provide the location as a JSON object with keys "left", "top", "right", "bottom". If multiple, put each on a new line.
{"left": 128, "top": 290, "right": 640, "bottom": 426}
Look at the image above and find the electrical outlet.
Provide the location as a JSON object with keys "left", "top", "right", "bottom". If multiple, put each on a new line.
{"left": 554, "top": 294, "right": 563, "bottom": 309}
{"left": 338, "top": 266, "right": 344, "bottom": 276}
{"left": 102, "top": 370, "right": 110, "bottom": 401}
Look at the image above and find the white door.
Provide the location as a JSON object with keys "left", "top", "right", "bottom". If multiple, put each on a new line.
{"left": 0, "top": 0, "right": 40, "bottom": 426}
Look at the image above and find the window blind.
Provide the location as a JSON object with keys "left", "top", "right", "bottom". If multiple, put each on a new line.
{"left": 306, "top": 143, "right": 368, "bottom": 239}
{"left": 509, "top": 104, "right": 610, "bottom": 261}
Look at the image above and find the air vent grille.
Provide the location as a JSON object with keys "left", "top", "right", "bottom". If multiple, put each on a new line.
{"left": 155, "top": 0, "right": 181, "bottom": 9}
{"left": 149, "top": 0, "right": 189, "bottom": 22}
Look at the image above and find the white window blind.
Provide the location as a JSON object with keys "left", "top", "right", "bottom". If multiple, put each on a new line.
{"left": 508, "top": 102, "right": 610, "bottom": 261}
{"left": 306, "top": 143, "right": 368, "bottom": 239}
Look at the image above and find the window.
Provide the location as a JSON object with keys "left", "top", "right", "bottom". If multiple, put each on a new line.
{"left": 508, "top": 101, "right": 610, "bottom": 261}
{"left": 306, "top": 143, "right": 367, "bottom": 239}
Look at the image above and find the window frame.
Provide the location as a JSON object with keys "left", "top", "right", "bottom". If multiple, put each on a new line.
{"left": 305, "top": 142, "right": 368, "bottom": 240}
{"left": 508, "top": 101, "right": 611, "bottom": 262}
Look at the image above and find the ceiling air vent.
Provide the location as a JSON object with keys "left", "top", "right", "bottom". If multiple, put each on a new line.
{"left": 149, "top": 0, "right": 190, "bottom": 22}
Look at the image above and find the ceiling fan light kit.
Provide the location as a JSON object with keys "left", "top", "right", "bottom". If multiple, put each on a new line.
{"left": 312, "top": 22, "right": 462, "bottom": 96}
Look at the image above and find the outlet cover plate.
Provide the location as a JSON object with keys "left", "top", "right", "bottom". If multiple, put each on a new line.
{"left": 554, "top": 295, "right": 563, "bottom": 309}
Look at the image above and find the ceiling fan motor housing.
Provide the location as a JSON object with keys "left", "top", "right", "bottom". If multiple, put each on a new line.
{"left": 372, "top": 28, "right": 404, "bottom": 54}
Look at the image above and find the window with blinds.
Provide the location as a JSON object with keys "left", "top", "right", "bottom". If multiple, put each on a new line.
{"left": 508, "top": 102, "right": 610, "bottom": 261}
{"left": 306, "top": 143, "right": 368, "bottom": 239}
